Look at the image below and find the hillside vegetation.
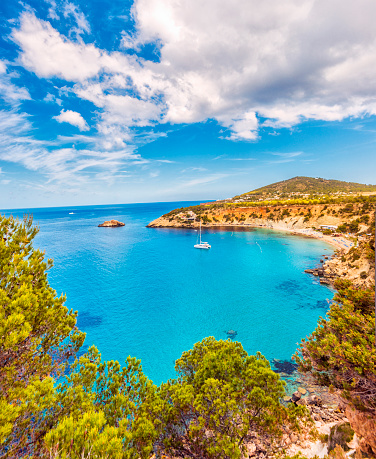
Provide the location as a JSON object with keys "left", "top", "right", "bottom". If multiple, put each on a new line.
{"left": 150, "top": 176, "right": 376, "bottom": 221}
{"left": 231, "top": 176, "right": 376, "bottom": 203}
{"left": 148, "top": 176, "right": 375, "bottom": 238}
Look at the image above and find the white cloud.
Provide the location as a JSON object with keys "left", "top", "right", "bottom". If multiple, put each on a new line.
{"left": 44, "top": 92, "right": 62, "bottom": 105}
{"left": 0, "top": 60, "right": 30, "bottom": 106}
{"left": 0, "top": 79, "right": 30, "bottom": 105}
{"left": 271, "top": 152, "right": 303, "bottom": 158}
{"left": 177, "top": 174, "right": 228, "bottom": 189}
{"left": 63, "top": 2, "right": 91, "bottom": 35}
{"left": 120, "top": 31, "right": 137, "bottom": 49}
{"left": 159, "top": 173, "right": 228, "bottom": 196}
{"left": 181, "top": 166, "right": 206, "bottom": 172}
{"left": 217, "top": 112, "right": 259, "bottom": 141}
{"left": 12, "top": 12, "right": 102, "bottom": 81}
{"left": 132, "top": 0, "right": 376, "bottom": 132}
{"left": 225, "top": 158, "right": 256, "bottom": 161}
{"left": 0, "top": 110, "right": 145, "bottom": 186}
{"left": 44, "top": 0, "right": 59, "bottom": 19}
{"left": 53, "top": 109, "right": 89, "bottom": 131}
{"left": 10, "top": 0, "right": 376, "bottom": 145}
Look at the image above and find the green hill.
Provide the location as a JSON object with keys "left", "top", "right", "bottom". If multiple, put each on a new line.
{"left": 232, "top": 176, "right": 376, "bottom": 202}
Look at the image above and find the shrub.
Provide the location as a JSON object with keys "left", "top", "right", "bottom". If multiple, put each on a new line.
{"left": 337, "top": 224, "right": 348, "bottom": 233}
{"left": 328, "top": 423, "right": 354, "bottom": 452}
{"left": 295, "top": 280, "right": 375, "bottom": 412}
{"left": 149, "top": 338, "right": 311, "bottom": 459}
{"left": 201, "top": 215, "right": 212, "bottom": 224}
{"left": 348, "top": 220, "right": 359, "bottom": 233}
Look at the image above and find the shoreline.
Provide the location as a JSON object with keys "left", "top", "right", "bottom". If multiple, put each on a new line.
{"left": 260, "top": 224, "right": 354, "bottom": 252}
{"left": 149, "top": 221, "right": 354, "bottom": 252}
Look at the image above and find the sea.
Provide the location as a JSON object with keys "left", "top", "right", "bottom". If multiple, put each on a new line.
{"left": 2, "top": 201, "right": 334, "bottom": 385}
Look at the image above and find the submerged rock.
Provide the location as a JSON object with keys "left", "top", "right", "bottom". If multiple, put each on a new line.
{"left": 272, "top": 359, "right": 298, "bottom": 375}
{"left": 226, "top": 329, "right": 238, "bottom": 339}
{"left": 98, "top": 220, "right": 125, "bottom": 227}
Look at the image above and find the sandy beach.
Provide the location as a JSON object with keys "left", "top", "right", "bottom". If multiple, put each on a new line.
{"left": 265, "top": 225, "right": 354, "bottom": 252}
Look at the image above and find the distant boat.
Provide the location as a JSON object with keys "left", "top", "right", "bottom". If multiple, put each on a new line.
{"left": 69, "top": 212, "right": 74, "bottom": 214}
{"left": 194, "top": 220, "right": 211, "bottom": 249}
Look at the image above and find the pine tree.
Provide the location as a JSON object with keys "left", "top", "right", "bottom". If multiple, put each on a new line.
{"left": 295, "top": 280, "right": 376, "bottom": 412}
{"left": 0, "top": 215, "right": 85, "bottom": 456}
{"left": 148, "top": 337, "right": 311, "bottom": 459}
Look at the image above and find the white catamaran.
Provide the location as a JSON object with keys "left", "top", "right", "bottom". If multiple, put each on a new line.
{"left": 194, "top": 220, "right": 211, "bottom": 249}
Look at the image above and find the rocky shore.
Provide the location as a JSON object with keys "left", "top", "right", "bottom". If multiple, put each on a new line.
{"left": 243, "top": 390, "right": 351, "bottom": 458}
{"left": 304, "top": 241, "right": 374, "bottom": 289}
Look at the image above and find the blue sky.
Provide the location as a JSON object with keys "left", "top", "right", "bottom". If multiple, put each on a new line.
{"left": 1, "top": 0, "right": 376, "bottom": 209}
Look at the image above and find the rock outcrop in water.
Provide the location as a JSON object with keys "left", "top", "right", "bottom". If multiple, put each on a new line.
{"left": 98, "top": 220, "right": 125, "bottom": 227}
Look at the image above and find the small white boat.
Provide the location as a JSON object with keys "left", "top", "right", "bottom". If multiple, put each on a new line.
{"left": 194, "top": 221, "right": 211, "bottom": 249}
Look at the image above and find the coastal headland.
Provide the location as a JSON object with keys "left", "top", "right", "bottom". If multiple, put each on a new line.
{"left": 148, "top": 177, "right": 376, "bottom": 288}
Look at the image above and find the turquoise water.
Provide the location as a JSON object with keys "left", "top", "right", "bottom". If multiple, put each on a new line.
{"left": 3, "top": 202, "right": 334, "bottom": 384}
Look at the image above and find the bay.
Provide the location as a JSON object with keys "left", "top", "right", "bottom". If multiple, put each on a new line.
{"left": 2, "top": 201, "right": 334, "bottom": 384}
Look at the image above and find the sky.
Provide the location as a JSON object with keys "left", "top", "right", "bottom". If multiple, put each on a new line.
{"left": 1, "top": 0, "right": 376, "bottom": 209}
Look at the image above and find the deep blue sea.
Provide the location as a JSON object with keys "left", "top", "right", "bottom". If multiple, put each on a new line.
{"left": 2, "top": 202, "right": 334, "bottom": 384}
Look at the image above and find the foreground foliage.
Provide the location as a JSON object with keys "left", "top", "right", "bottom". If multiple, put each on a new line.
{"left": 295, "top": 279, "right": 376, "bottom": 413}
{"left": 150, "top": 338, "right": 309, "bottom": 458}
{"left": 0, "top": 215, "right": 85, "bottom": 456}
{"left": 4, "top": 213, "right": 375, "bottom": 456}
{"left": 0, "top": 214, "right": 311, "bottom": 458}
